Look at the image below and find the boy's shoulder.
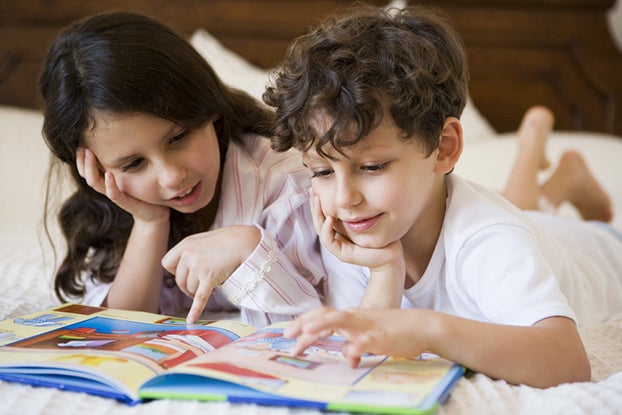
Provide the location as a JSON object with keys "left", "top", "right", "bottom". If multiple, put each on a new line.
{"left": 444, "top": 175, "right": 533, "bottom": 235}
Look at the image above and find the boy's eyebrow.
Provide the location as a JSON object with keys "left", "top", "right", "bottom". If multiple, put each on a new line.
{"left": 301, "top": 151, "right": 325, "bottom": 164}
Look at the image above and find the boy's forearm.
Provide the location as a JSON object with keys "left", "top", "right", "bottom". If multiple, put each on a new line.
{"left": 418, "top": 311, "right": 590, "bottom": 388}
{"left": 359, "top": 264, "right": 405, "bottom": 308}
{"left": 106, "top": 219, "right": 170, "bottom": 312}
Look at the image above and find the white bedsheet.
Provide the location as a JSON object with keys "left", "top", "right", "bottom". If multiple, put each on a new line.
{"left": 0, "top": 251, "right": 621, "bottom": 414}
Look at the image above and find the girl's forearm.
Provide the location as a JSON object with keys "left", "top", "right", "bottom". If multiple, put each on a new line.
{"left": 105, "top": 219, "right": 170, "bottom": 313}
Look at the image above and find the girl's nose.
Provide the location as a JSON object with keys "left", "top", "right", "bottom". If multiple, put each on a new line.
{"left": 158, "top": 161, "right": 186, "bottom": 188}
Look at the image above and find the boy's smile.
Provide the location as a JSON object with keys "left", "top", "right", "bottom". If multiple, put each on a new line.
{"left": 303, "top": 113, "right": 449, "bottom": 251}
{"left": 341, "top": 213, "right": 383, "bottom": 233}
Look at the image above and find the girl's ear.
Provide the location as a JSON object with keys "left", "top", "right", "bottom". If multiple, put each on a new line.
{"left": 433, "top": 117, "right": 463, "bottom": 174}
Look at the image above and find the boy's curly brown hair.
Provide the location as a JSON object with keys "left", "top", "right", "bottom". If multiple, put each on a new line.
{"left": 264, "top": 4, "right": 469, "bottom": 158}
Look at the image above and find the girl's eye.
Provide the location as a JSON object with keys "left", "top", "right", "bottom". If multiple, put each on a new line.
{"left": 362, "top": 162, "right": 388, "bottom": 173}
{"left": 310, "top": 169, "right": 333, "bottom": 179}
{"left": 169, "top": 130, "right": 189, "bottom": 144}
{"left": 121, "top": 158, "right": 144, "bottom": 172}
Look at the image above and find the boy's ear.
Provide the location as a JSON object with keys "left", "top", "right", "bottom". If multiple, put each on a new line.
{"left": 434, "top": 117, "right": 463, "bottom": 174}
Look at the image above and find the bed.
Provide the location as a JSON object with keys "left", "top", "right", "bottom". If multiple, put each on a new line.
{"left": 1, "top": 0, "right": 622, "bottom": 414}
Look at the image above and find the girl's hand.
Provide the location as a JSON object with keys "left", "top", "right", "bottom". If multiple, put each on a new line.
{"left": 284, "top": 306, "right": 420, "bottom": 368}
{"left": 76, "top": 148, "right": 169, "bottom": 224}
{"left": 161, "top": 225, "right": 261, "bottom": 323}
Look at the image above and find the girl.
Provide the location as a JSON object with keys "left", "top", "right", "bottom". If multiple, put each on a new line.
{"left": 501, "top": 105, "right": 612, "bottom": 222}
{"left": 264, "top": 4, "right": 622, "bottom": 387}
{"left": 40, "top": 11, "right": 326, "bottom": 326}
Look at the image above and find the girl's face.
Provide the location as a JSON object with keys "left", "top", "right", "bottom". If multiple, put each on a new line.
{"left": 85, "top": 113, "right": 220, "bottom": 213}
{"left": 302, "top": 114, "right": 447, "bottom": 249}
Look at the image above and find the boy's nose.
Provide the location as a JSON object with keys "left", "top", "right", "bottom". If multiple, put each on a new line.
{"left": 334, "top": 177, "right": 363, "bottom": 208}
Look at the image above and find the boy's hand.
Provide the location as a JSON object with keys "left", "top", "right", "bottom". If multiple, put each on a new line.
{"left": 309, "top": 188, "right": 402, "bottom": 270}
{"left": 162, "top": 225, "right": 261, "bottom": 323}
{"left": 284, "top": 306, "right": 410, "bottom": 368}
{"left": 76, "top": 147, "right": 169, "bottom": 224}
{"left": 309, "top": 188, "right": 406, "bottom": 307}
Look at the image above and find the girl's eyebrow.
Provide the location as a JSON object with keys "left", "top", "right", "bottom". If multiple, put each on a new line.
{"left": 108, "top": 153, "right": 138, "bottom": 168}
{"left": 108, "top": 122, "right": 180, "bottom": 167}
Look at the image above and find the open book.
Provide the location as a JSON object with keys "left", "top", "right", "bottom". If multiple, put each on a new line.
{"left": 0, "top": 304, "right": 463, "bottom": 414}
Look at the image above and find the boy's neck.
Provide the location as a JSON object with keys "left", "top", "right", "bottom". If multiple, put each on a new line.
{"left": 401, "top": 178, "right": 448, "bottom": 288}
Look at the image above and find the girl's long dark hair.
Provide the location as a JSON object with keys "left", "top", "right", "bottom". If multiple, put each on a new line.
{"left": 39, "top": 11, "right": 273, "bottom": 302}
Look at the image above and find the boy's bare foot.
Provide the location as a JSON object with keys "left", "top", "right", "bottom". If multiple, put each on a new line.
{"left": 541, "top": 150, "right": 613, "bottom": 222}
{"left": 516, "top": 105, "right": 555, "bottom": 171}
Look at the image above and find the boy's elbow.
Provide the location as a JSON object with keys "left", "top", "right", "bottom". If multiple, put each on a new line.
{"left": 540, "top": 346, "right": 591, "bottom": 388}
{"left": 573, "top": 351, "right": 591, "bottom": 383}
{"left": 534, "top": 317, "right": 591, "bottom": 387}
{"left": 565, "top": 333, "right": 591, "bottom": 384}
{"left": 528, "top": 358, "right": 590, "bottom": 389}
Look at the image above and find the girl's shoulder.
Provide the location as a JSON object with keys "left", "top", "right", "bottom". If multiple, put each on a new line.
{"left": 230, "top": 133, "right": 304, "bottom": 173}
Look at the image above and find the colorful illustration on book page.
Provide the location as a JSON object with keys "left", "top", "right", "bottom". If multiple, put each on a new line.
{"left": 178, "top": 326, "right": 389, "bottom": 402}
{"left": 0, "top": 304, "right": 103, "bottom": 346}
{"left": 337, "top": 353, "right": 458, "bottom": 407}
{"left": 4, "top": 317, "right": 245, "bottom": 372}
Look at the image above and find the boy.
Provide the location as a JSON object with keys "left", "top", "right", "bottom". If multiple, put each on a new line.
{"left": 263, "top": 4, "right": 622, "bottom": 387}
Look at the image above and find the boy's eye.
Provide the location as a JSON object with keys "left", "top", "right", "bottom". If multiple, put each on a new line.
{"left": 310, "top": 169, "right": 333, "bottom": 179}
{"left": 361, "top": 162, "right": 388, "bottom": 173}
{"left": 122, "top": 158, "right": 144, "bottom": 172}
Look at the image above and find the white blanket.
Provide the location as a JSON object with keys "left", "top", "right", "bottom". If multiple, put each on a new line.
{"left": 1, "top": 103, "right": 622, "bottom": 414}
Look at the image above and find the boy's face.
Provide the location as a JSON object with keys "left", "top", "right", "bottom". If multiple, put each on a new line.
{"left": 302, "top": 114, "right": 446, "bottom": 249}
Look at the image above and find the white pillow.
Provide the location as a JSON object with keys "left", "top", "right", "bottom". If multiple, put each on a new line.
{"left": 189, "top": 27, "right": 496, "bottom": 144}
{"left": 0, "top": 105, "right": 48, "bottom": 227}
{"left": 190, "top": 29, "right": 269, "bottom": 103}
{"left": 455, "top": 132, "right": 622, "bottom": 229}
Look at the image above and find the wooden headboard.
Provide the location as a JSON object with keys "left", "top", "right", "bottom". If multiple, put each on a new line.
{"left": 2, "top": 0, "right": 622, "bottom": 135}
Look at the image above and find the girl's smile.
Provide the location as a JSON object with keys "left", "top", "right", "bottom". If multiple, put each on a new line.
{"left": 85, "top": 112, "right": 221, "bottom": 213}
{"left": 167, "top": 182, "right": 202, "bottom": 208}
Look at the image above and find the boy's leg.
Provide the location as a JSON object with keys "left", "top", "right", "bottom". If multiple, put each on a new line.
{"left": 540, "top": 150, "right": 613, "bottom": 222}
{"left": 502, "top": 105, "right": 554, "bottom": 210}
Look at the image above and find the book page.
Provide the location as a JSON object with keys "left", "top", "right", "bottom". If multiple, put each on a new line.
{"left": 0, "top": 304, "right": 257, "bottom": 401}
{"left": 164, "top": 322, "right": 460, "bottom": 408}
{"left": 0, "top": 304, "right": 256, "bottom": 346}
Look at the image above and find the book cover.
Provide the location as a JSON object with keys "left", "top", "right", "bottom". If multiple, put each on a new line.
{"left": 0, "top": 304, "right": 463, "bottom": 414}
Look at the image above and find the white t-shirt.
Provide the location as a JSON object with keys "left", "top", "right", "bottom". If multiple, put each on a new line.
{"left": 325, "top": 174, "right": 622, "bottom": 327}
